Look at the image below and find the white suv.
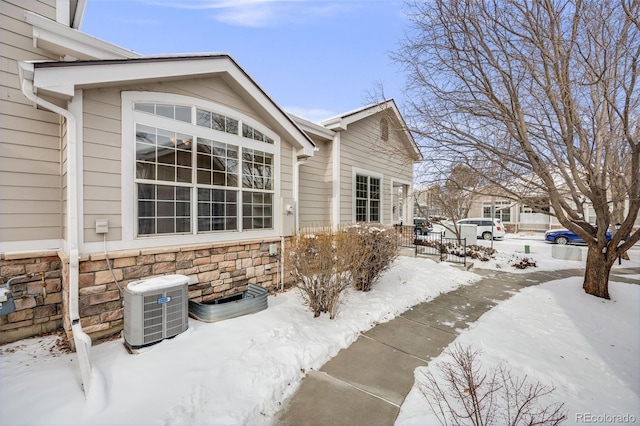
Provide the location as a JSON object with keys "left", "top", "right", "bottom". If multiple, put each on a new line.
{"left": 457, "top": 218, "right": 506, "bottom": 240}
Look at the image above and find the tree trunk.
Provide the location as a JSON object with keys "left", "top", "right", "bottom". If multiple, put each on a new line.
{"left": 583, "top": 246, "right": 615, "bottom": 299}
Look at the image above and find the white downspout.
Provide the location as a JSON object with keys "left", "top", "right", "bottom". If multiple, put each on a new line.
{"left": 293, "top": 152, "right": 309, "bottom": 234}
{"left": 331, "top": 132, "right": 341, "bottom": 230}
{"left": 18, "top": 61, "right": 93, "bottom": 397}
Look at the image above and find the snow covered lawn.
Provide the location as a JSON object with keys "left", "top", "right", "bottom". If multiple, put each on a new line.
{"left": 1, "top": 234, "right": 638, "bottom": 425}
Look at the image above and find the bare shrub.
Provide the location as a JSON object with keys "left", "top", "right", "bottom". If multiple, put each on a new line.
{"left": 345, "top": 223, "right": 398, "bottom": 292}
{"left": 510, "top": 257, "right": 537, "bottom": 269}
{"left": 289, "top": 227, "right": 360, "bottom": 319}
{"left": 419, "top": 344, "right": 566, "bottom": 426}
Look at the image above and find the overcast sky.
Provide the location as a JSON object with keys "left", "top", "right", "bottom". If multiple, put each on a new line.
{"left": 81, "top": 0, "right": 409, "bottom": 122}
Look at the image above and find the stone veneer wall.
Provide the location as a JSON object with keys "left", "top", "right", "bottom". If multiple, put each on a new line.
{"left": 1, "top": 237, "right": 293, "bottom": 346}
{"left": 74, "top": 237, "right": 289, "bottom": 341}
{"left": 0, "top": 251, "right": 64, "bottom": 344}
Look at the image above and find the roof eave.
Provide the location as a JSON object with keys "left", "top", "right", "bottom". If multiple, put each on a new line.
{"left": 25, "top": 11, "right": 140, "bottom": 60}
{"left": 27, "top": 56, "right": 315, "bottom": 155}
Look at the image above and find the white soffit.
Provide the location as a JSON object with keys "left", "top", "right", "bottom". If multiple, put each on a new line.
{"left": 25, "top": 11, "right": 140, "bottom": 60}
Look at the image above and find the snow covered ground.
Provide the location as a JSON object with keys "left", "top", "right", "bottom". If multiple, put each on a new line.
{"left": 1, "top": 234, "right": 638, "bottom": 426}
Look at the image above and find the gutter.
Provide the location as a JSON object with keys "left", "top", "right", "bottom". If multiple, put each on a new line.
{"left": 18, "top": 61, "right": 93, "bottom": 398}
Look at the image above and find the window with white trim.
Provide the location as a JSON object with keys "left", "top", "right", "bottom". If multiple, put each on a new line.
{"left": 483, "top": 200, "right": 511, "bottom": 222}
{"left": 130, "top": 98, "right": 277, "bottom": 237}
{"left": 355, "top": 174, "right": 381, "bottom": 222}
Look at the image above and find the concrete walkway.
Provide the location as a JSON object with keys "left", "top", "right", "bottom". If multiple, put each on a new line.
{"left": 276, "top": 266, "right": 639, "bottom": 426}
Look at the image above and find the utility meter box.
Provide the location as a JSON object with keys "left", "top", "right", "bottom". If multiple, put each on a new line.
{"left": 459, "top": 224, "right": 477, "bottom": 245}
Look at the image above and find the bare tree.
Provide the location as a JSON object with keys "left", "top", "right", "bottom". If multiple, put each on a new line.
{"left": 416, "top": 164, "right": 482, "bottom": 239}
{"left": 396, "top": 0, "right": 640, "bottom": 298}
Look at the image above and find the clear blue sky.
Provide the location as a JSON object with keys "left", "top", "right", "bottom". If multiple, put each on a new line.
{"left": 81, "top": 0, "right": 409, "bottom": 122}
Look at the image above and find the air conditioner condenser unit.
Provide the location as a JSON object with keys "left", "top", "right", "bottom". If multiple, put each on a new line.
{"left": 123, "top": 274, "right": 189, "bottom": 350}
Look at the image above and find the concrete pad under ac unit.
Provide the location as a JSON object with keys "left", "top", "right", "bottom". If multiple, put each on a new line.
{"left": 551, "top": 245, "right": 582, "bottom": 261}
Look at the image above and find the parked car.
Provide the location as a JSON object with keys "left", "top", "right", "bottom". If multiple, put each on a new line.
{"left": 544, "top": 228, "right": 612, "bottom": 245}
{"left": 413, "top": 218, "right": 433, "bottom": 235}
{"left": 457, "top": 218, "right": 506, "bottom": 240}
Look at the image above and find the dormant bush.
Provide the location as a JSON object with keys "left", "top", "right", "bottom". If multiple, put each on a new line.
{"left": 420, "top": 344, "right": 566, "bottom": 426}
{"left": 345, "top": 223, "right": 398, "bottom": 292}
{"left": 289, "top": 227, "right": 361, "bottom": 319}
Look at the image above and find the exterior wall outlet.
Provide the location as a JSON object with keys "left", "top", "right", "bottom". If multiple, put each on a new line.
{"left": 95, "top": 219, "right": 109, "bottom": 234}
{"left": 269, "top": 244, "right": 278, "bottom": 256}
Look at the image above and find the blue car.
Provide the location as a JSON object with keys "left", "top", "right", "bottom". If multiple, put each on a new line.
{"left": 544, "top": 228, "right": 612, "bottom": 245}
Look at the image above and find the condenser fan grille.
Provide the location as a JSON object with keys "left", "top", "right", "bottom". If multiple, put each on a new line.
{"left": 123, "top": 275, "right": 189, "bottom": 349}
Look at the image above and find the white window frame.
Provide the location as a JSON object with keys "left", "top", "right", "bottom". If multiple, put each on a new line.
{"left": 352, "top": 167, "right": 384, "bottom": 223}
{"left": 122, "top": 91, "right": 281, "bottom": 246}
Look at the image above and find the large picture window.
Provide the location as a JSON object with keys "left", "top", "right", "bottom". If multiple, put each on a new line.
{"left": 355, "top": 174, "right": 381, "bottom": 222}
{"left": 128, "top": 95, "right": 278, "bottom": 237}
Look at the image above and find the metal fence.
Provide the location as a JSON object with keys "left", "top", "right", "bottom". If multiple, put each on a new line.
{"left": 395, "top": 225, "right": 467, "bottom": 266}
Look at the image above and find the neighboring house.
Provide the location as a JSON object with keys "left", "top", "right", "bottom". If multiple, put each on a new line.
{"left": 0, "top": 0, "right": 420, "bottom": 371}
{"left": 468, "top": 196, "right": 640, "bottom": 233}
{"left": 293, "top": 104, "right": 420, "bottom": 229}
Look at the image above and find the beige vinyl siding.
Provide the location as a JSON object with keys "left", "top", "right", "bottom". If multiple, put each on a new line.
{"left": 82, "top": 89, "right": 122, "bottom": 243}
{"left": 279, "top": 141, "right": 295, "bottom": 235}
{"left": 299, "top": 139, "right": 331, "bottom": 227}
{"left": 1, "top": 0, "right": 64, "bottom": 246}
{"left": 339, "top": 113, "right": 413, "bottom": 225}
{"left": 2, "top": 1, "right": 56, "bottom": 21}
{"left": 82, "top": 76, "right": 292, "bottom": 242}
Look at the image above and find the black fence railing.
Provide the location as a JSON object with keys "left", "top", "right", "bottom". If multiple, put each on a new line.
{"left": 395, "top": 225, "right": 467, "bottom": 266}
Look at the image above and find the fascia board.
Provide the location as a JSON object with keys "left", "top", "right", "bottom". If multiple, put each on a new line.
{"left": 289, "top": 114, "right": 335, "bottom": 141}
{"left": 33, "top": 59, "right": 233, "bottom": 96}
{"left": 25, "top": 11, "right": 140, "bottom": 60}
{"left": 32, "top": 57, "right": 316, "bottom": 155}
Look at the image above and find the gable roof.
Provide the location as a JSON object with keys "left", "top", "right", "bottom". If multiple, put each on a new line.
{"left": 320, "top": 100, "right": 422, "bottom": 161}
{"left": 25, "top": 54, "right": 316, "bottom": 156}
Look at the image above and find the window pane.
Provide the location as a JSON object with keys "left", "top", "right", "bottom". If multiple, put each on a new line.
{"left": 176, "top": 201, "right": 190, "bottom": 216}
{"left": 177, "top": 167, "right": 191, "bottom": 183}
{"left": 196, "top": 109, "right": 212, "bottom": 128}
{"left": 176, "top": 218, "right": 191, "bottom": 233}
{"left": 136, "top": 125, "right": 156, "bottom": 144}
{"left": 370, "top": 200, "right": 380, "bottom": 222}
{"left": 158, "top": 201, "right": 175, "bottom": 217}
{"left": 157, "top": 165, "right": 176, "bottom": 182}
{"left": 156, "top": 104, "right": 174, "bottom": 119}
{"left": 370, "top": 178, "right": 380, "bottom": 200}
{"left": 134, "top": 103, "right": 154, "bottom": 113}
{"left": 177, "top": 150, "right": 191, "bottom": 167}
{"left": 197, "top": 188, "right": 238, "bottom": 233}
{"left": 138, "top": 184, "right": 155, "bottom": 200}
{"left": 242, "top": 123, "right": 252, "bottom": 138}
{"left": 212, "top": 113, "right": 225, "bottom": 131}
{"left": 198, "top": 217, "right": 211, "bottom": 232}
{"left": 197, "top": 170, "right": 212, "bottom": 185}
{"left": 175, "top": 106, "right": 191, "bottom": 123}
{"left": 197, "top": 138, "right": 238, "bottom": 189}
{"left": 137, "top": 183, "right": 191, "bottom": 236}
{"left": 226, "top": 118, "right": 238, "bottom": 134}
{"left": 138, "top": 200, "right": 155, "bottom": 217}
{"left": 139, "top": 218, "right": 155, "bottom": 235}
{"left": 136, "top": 162, "right": 155, "bottom": 180}
{"left": 242, "top": 148, "right": 273, "bottom": 190}
{"left": 157, "top": 218, "right": 175, "bottom": 234}
{"left": 242, "top": 190, "right": 273, "bottom": 230}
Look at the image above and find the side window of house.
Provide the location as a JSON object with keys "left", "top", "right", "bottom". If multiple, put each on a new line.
{"left": 355, "top": 174, "right": 381, "bottom": 222}
{"left": 131, "top": 97, "right": 277, "bottom": 237}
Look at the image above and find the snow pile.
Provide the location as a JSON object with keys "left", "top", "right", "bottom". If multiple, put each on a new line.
{"left": 1, "top": 235, "right": 638, "bottom": 426}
